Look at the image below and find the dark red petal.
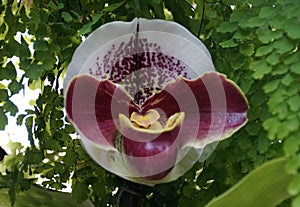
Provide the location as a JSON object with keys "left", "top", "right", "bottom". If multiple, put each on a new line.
{"left": 65, "top": 75, "right": 136, "bottom": 147}
{"left": 122, "top": 124, "right": 181, "bottom": 180}
{"left": 119, "top": 112, "right": 185, "bottom": 180}
{"left": 189, "top": 72, "right": 248, "bottom": 113}
{"left": 142, "top": 72, "right": 248, "bottom": 145}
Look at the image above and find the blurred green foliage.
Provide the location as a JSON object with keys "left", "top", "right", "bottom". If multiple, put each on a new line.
{"left": 0, "top": 0, "right": 299, "bottom": 206}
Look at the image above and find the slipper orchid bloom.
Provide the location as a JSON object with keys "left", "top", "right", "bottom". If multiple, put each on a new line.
{"left": 64, "top": 18, "right": 248, "bottom": 185}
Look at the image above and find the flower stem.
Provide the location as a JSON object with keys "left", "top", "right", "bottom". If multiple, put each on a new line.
{"left": 117, "top": 181, "right": 141, "bottom": 207}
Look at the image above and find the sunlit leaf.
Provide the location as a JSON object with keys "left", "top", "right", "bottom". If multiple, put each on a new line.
{"left": 205, "top": 158, "right": 294, "bottom": 207}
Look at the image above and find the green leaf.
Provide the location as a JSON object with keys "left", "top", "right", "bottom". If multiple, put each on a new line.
{"left": 43, "top": 139, "right": 60, "bottom": 151}
{"left": 77, "top": 14, "right": 103, "bottom": 36}
{"left": 24, "top": 149, "right": 43, "bottom": 165}
{"left": 34, "top": 40, "right": 48, "bottom": 51}
{"left": 267, "top": 88, "right": 285, "bottom": 112}
{"left": 239, "top": 44, "right": 254, "bottom": 56}
{"left": 284, "top": 53, "right": 298, "bottom": 65}
{"left": 239, "top": 74, "right": 254, "bottom": 94}
{"left": 205, "top": 8, "right": 217, "bottom": 18}
{"left": 277, "top": 116, "right": 299, "bottom": 139}
{"left": 102, "top": 1, "right": 126, "bottom": 13}
{"left": 63, "top": 150, "right": 77, "bottom": 166}
{"left": 255, "top": 45, "right": 273, "bottom": 57}
{"left": 57, "top": 3, "right": 64, "bottom": 9}
{"left": 0, "top": 184, "right": 93, "bottom": 207}
{"left": 148, "top": 0, "right": 165, "bottom": 19}
{"left": 219, "top": 39, "right": 238, "bottom": 48}
{"left": 290, "top": 62, "right": 300, "bottom": 75}
{"left": 263, "top": 117, "right": 280, "bottom": 139}
{"left": 286, "top": 154, "right": 300, "bottom": 174}
{"left": 0, "top": 89, "right": 9, "bottom": 102}
{"left": 288, "top": 174, "right": 300, "bottom": 196}
{"left": 283, "top": 85, "right": 299, "bottom": 97}
{"left": 263, "top": 79, "right": 280, "bottom": 93}
{"left": 25, "top": 65, "right": 44, "bottom": 80}
{"left": 17, "top": 114, "right": 26, "bottom": 126}
{"left": 270, "top": 101, "right": 289, "bottom": 120}
{"left": 65, "top": 124, "right": 75, "bottom": 134}
{"left": 292, "top": 194, "right": 300, "bottom": 207}
{"left": 230, "top": 7, "right": 248, "bottom": 22}
{"left": 61, "top": 11, "right": 73, "bottom": 23}
{"left": 259, "top": 7, "right": 278, "bottom": 18}
{"left": 288, "top": 96, "right": 300, "bottom": 112}
{"left": 0, "top": 62, "right": 17, "bottom": 80}
{"left": 273, "top": 38, "right": 294, "bottom": 54}
{"left": 284, "top": 135, "right": 300, "bottom": 157}
{"left": 240, "top": 16, "right": 265, "bottom": 28}
{"left": 257, "top": 134, "right": 269, "bottom": 154}
{"left": 205, "top": 158, "right": 294, "bottom": 207}
{"left": 256, "top": 28, "right": 283, "bottom": 44}
{"left": 251, "top": 60, "right": 271, "bottom": 79}
{"left": 0, "top": 107, "right": 8, "bottom": 130}
{"left": 216, "top": 22, "right": 238, "bottom": 33}
{"left": 268, "top": 15, "right": 285, "bottom": 29}
{"left": 285, "top": 18, "right": 300, "bottom": 39}
{"left": 266, "top": 52, "right": 280, "bottom": 66}
{"left": 72, "top": 181, "right": 89, "bottom": 204}
{"left": 8, "top": 80, "right": 23, "bottom": 94}
{"left": 273, "top": 64, "right": 288, "bottom": 75}
{"left": 4, "top": 100, "right": 18, "bottom": 116}
{"left": 281, "top": 73, "right": 294, "bottom": 86}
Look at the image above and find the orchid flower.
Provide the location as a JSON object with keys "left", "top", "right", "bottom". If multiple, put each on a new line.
{"left": 64, "top": 18, "right": 248, "bottom": 186}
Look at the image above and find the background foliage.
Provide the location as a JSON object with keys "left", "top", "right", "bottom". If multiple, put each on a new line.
{"left": 0, "top": 0, "right": 299, "bottom": 206}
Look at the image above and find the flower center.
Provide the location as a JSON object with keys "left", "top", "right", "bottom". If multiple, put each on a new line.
{"left": 130, "top": 109, "right": 160, "bottom": 129}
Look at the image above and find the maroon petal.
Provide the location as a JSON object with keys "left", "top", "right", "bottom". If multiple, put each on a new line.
{"left": 119, "top": 113, "right": 185, "bottom": 180}
{"left": 142, "top": 72, "right": 248, "bottom": 146}
{"left": 65, "top": 74, "right": 137, "bottom": 147}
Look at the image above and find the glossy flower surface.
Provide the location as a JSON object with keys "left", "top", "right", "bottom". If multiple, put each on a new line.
{"left": 64, "top": 18, "right": 248, "bottom": 185}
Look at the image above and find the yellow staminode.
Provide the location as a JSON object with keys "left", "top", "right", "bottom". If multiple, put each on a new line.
{"left": 130, "top": 109, "right": 160, "bottom": 128}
